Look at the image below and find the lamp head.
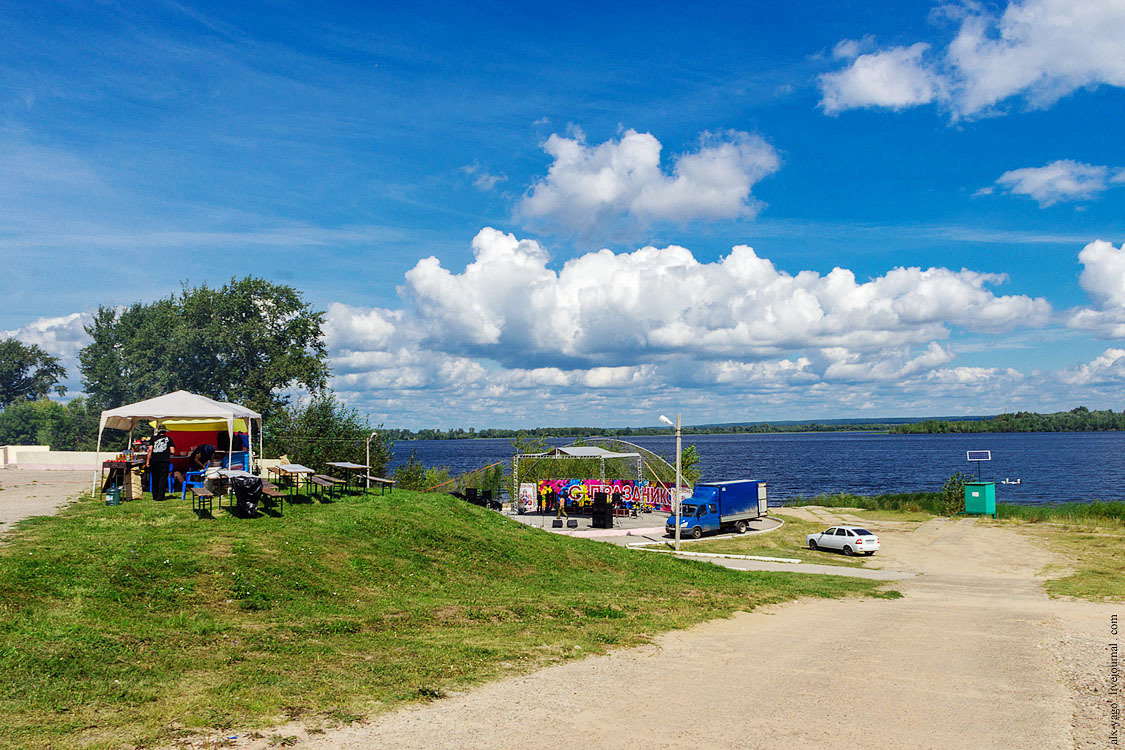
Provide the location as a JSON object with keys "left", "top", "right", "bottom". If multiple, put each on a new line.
{"left": 658, "top": 415, "right": 674, "bottom": 427}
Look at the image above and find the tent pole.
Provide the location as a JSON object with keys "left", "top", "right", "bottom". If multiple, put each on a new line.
{"left": 91, "top": 426, "right": 104, "bottom": 498}
{"left": 248, "top": 418, "right": 255, "bottom": 474}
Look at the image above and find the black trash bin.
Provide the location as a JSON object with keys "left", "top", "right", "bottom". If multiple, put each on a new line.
{"left": 232, "top": 475, "right": 263, "bottom": 517}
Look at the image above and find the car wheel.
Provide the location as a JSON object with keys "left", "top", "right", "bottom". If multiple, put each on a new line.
{"left": 691, "top": 526, "right": 703, "bottom": 539}
{"left": 865, "top": 551, "right": 875, "bottom": 556}
{"left": 735, "top": 520, "right": 748, "bottom": 534}
{"left": 808, "top": 539, "right": 818, "bottom": 550}
{"left": 843, "top": 545, "right": 854, "bottom": 556}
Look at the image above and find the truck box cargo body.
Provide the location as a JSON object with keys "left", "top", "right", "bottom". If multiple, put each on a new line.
{"left": 667, "top": 480, "right": 767, "bottom": 539}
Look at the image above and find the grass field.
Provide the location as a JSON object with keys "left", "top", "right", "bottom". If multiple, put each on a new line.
{"left": 680, "top": 515, "right": 868, "bottom": 567}
{"left": 0, "top": 487, "right": 894, "bottom": 749}
{"left": 785, "top": 491, "right": 945, "bottom": 514}
{"left": 992, "top": 504, "right": 1125, "bottom": 600}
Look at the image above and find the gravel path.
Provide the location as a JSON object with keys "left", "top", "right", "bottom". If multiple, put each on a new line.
{"left": 0, "top": 469, "right": 90, "bottom": 539}
{"left": 229, "top": 510, "right": 1114, "bottom": 749}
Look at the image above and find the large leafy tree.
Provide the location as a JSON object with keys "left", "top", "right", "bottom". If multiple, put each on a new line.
{"left": 78, "top": 277, "right": 328, "bottom": 417}
{"left": 0, "top": 338, "right": 67, "bottom": 407}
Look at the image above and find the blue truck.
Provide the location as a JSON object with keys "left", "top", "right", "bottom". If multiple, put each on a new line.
{"left": 666, "top": 480, "right": 767, "bottom": 539}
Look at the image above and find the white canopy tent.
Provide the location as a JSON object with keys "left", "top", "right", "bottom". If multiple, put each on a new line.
{"left": 92, "top": 390, "right": 263, "bottom": 497}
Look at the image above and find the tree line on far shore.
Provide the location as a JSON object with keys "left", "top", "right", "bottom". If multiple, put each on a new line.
{"left": 890, "top": 406, "right": 1125, "bottom": 433}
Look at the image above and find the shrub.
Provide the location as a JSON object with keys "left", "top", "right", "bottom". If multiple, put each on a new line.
{"left": 939, "top": 472, "right": 971, "bottom": 516}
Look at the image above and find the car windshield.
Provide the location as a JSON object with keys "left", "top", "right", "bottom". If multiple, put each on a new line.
{"left": 853, "top": 528, "right": 874, "bottom": 536}
{"left": 678, "top": 504, "right": 697, "bottom": 517}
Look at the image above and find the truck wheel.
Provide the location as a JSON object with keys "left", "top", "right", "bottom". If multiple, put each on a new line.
{"left": 691, "top": 526, "right": 703, "bottom": 539}
{"left": 735, "top": 520, "right": 748, "bottom": 534}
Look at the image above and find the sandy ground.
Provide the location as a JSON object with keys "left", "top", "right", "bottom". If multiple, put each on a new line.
{"left": 0, "top": 469, "right": 91, "bottom": 538}
{"left": 226, "top": 507, "right": 1116, "bottom": 750}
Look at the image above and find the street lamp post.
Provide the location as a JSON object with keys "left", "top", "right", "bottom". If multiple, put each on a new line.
{"left": 365, "top": 431, "right": 378, "bottom": 493}
{"left": 659, "top": 413, "right": 682, "bottom": 552}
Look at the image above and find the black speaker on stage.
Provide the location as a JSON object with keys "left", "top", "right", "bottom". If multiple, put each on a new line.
{"left": 591, "top": 491, "right": 610, "bottom": 528}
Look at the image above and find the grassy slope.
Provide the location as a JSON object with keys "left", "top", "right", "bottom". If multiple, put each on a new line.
{"left": 0, "top": 489, "right": 890, "bottom": 749}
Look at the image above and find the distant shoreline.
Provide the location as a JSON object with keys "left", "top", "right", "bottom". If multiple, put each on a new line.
{"left": 384, "top": 407, "right": 1123, "bottom": 439}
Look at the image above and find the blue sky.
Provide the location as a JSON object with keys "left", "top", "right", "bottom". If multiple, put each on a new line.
{"left": 4, "top": 0, "right": 1125, "bottom": 428}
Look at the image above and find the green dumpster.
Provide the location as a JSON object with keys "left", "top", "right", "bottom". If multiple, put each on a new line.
{"left": 964, "top": 482, "right": 995, "bottom": 518}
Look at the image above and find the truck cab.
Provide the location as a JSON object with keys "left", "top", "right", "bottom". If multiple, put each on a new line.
{"left": 670, "top": 497, "right": 722, "bottom": 538}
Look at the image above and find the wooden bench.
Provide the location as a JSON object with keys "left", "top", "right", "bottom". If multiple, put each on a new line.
{"left": 261, "top": 483, "right": 284, "bottom": 515}
{"left": 309, "top": 475, "right": 340, "bottom": 500}
{"left": 365, "top": 476, "right": 397, "bottom": 495}
{"left": 190, "top": 486, "right": 214, "bottom": 518}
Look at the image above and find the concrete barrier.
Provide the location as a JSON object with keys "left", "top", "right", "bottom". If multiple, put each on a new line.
{"left": 1, "top": 445, "right": 283, "bottom": 473}
{"left": 1, "top": 446, "right": 101, "bottom": 471}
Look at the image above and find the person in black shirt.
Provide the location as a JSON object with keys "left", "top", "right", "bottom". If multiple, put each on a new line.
{"left": 176, "top": 443, "right": 215, "bottom": 484}
{"left": 146, "top": 427, "right": 175, "bottom": 501}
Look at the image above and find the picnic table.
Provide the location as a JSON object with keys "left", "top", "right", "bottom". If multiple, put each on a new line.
{"left": 326, "top": 461, "right": 369, "bottom": 493}
{"left": 268, "top": 463, "right": 315, "bottom": 496}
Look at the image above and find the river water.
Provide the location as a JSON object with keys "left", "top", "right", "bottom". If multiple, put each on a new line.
{"left": 389, "top": 431, "right": 1125, "bottom": 505}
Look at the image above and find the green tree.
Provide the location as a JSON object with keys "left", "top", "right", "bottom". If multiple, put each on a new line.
{"left": 680, "top": 444, "right": 702, "bottom": 484}
{"left": 0, "top": 338, "right": 67, "bottom": 407}
{"left": 392, "top": 449, "right": 426, "bottom": 490}
{"left": 263, "top": 393, "right": 390, "bottom": 475}
{"left": 0, "top": 397, "right": 104, "bottom": 450}
{"left": 78, "top": 277, "right": 328, "bottom": 417}
{"left": 939, "top": 471, "right": 970, "bottom": 516}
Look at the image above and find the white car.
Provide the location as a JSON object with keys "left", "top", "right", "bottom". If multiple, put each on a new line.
{"left": 806, "top": 526, "right": 879, "bottom": 556}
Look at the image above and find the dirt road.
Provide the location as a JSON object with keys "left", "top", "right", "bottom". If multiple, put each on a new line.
{"left": 234, "top": 508, "right": 1113, "bottom": 749}
{"left": 0, "top": 469, "right": 90, "bottom": 538}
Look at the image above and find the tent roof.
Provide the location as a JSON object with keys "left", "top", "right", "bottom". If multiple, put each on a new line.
{"left": 523, "top": 446, "right": 641, "bottom": 460}
{"left": 98, "top": 390, "right": 261, "bottom": 432}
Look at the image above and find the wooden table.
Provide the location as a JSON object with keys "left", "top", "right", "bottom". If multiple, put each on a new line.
{"left": 101, "top": 459, "right": 144, "bottom": 494}
{"left": 326, "top": 461, "right": 369, "bottom": 493}
{"left": 269, "top": 463, "right": 315, "bottom": 496}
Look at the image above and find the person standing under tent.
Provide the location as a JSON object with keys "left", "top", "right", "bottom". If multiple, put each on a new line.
{"left": 146, "top": 426, "right": 176, "bottom": 502}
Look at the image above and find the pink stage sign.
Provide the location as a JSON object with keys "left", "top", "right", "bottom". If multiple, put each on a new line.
{"left": 536, "top": 479, "right": 673, "bottom": 512}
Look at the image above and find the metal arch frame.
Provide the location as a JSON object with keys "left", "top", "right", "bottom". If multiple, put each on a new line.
{"left": 510, "top": 436, "right": 684, "bottom": 505}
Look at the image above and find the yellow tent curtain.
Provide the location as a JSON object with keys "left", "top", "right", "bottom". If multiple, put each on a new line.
{"left": 148, "top": 418, "right": 251, "bottom": 432}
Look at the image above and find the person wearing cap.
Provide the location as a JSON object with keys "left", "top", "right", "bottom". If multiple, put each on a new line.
{"left": 146, "top": 426, "right": 176, "bottom": 502}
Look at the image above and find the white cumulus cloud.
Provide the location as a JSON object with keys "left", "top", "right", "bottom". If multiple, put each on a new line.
{"left": 1068, "top": 240, "right": 1125, "bottom": 337}
{"left": 1057, "top": 348, "right": 1125, "bottom": 385}
{"left": 3, "top": 313, "right": 91, "bottom": 360}
{"left": 820, "top": 43, "right": 945, "bottom": 114}
{"left": 517, "top": 129, "right": 780, "bottom": 237}
{"left": 820, "top": 0, "right": 1125, "bottom": 119}
{"left": 401, "top": 228, "right": 1050, "bottom": 369}
{"left": 993, "top": 160, "right": 1125, "bottom": 206}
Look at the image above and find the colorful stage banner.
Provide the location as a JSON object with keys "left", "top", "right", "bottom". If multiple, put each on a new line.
{"left": 534, "top": 479, "right": 674, "bottom": 512}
